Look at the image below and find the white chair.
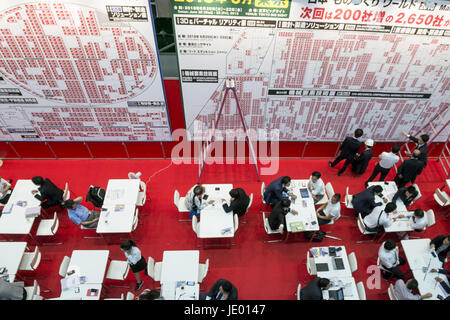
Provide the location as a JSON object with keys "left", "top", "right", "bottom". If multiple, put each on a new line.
{"left": 296, "top": 283, "right": 301, "bottom": 300}
{"left": 147, "top": 256, "right": 162, "bottom": 282}
{"left": 433, "top": 188, "right": 450, "bottom": 206}
{"left": 344, "top": 187, "right": 354, "bottom": 209}
{"left": 128, "top": 172, "right": 142, "bottom": 180}
{"left": 36, "top": 211, "right": 62, "bottom": 245}
{"left": 192, "top": 215, "right": 199, "bottom": 236}
{"left": 131, "top": 208, "right": 139, "bottom": 232}
{"left": 356, "top": 214, "right": 376, "bottom": 244}
{"left": 348, "top": 252, "right": 358, "bottom": 273}
{"left": 306, "top": 252, "right": 317, "bottom": 275}
{"left": 63, "top": 182, "right": 70, "bottom": 201}
{"left": 412, "top": 184, "right": 421, "bottom": 201}
{"left": 198, "top": 258, "right": 209, "bottom": 283}
{"left": 18, "top": 246, "right": 42, "bottom": 271}
{"left": 59, "top": 256, "right": 71, "bottom": 277}
{"left": 261, "top": 212, "right": 283, "bottom": 243}
{"left": 388, "top": 283, "right": 397, "bottom": 300}
{"left": 246, "top": 193, "right": 253, "bottom": 213}
{"left": 106, "top": 260, "right": 130, "bottom": 288}
{"left": 233, "top": 214, "right": 239, "bottom": 233}
{"left": 325, "top": 182, "right": 335, "bottom": 199}
{"left": 104, "top": 293, "right": 124, "bottom": 300}
{"left": 126, "top": 292, "right": 135, "bottom": 300}
{"left": 136, "top": 181, "right": 147, "bottom": 206}
{"left": 24, "top": 280, "right": 40, "bottom": 300}
{"left": 261, "top": 182, "right": 266, "bottom": 204}
{"left": 32, "top": 295, "right": 44, "bottom": 300}
{"left": 356, "top": 281, "right": 366, "bottom": 300}
{"left": 174, "top": 190, "right": 189, "bottom": 212}
{"left": 425, "top": 209, "right": 435, "bottom": 228}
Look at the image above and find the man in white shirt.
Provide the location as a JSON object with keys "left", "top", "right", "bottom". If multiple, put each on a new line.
{"left": 364, "top": 202, "right": 403, "bottom": 233}
{"left": 394, "top": 279, "right": 432, "bottom": 300}
{"left": 378, "top": 240, "right": 407, "bottom": 279}
{"left": 397, "top": 209, "right": 428, "bottom": 240}
{"left": 308, "top": 171, "right": 325, "bottom": 204}
{"left": 316, "top": 194, "right": 341, "bottom": 225}
{"left": 0, "top": 177, "right": 12, "bottom": 205}
{"left": 365, "top": 145, "right": 400, "bottom": 187}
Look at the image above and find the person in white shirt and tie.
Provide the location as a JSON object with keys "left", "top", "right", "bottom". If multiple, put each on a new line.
{"left": 397, "top": 209, "right": 428, "bottom": 240}
{"left": 363, "top": 202, "right": 403, "bottom": 233}
{"left": 365, "top": 145, "right": 400, "bottom": 187}
{"left": 378, "top": 240, "right": 407, "bottom": 279}
{"left": 307, "top": 171, "right": 325, "bottom": 204}
{"left": 394, "top": 279, "right": 432, "bottom": 300}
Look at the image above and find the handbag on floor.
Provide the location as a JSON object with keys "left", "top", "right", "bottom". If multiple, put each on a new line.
{"left": 303, "top": 231, "right": 326, "bottom": 242}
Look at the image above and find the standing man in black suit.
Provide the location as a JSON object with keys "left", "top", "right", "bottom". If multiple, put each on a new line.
{"left": 200, "top": 279, "right": 238, "bottom": 300}
{"left": 394, "top": 150, "right": 424, "bottom": 188}
{"left": 31, "top": 176, "right": 64, "bottom": 209}
{"left": 329, "top": 128, "right": 364, "bottom": 176}
{"left": 402, "top": 131, "right": 429, "bottom": 167}
{"left": 352, "top": 139, "right": 374, "bottom": 175}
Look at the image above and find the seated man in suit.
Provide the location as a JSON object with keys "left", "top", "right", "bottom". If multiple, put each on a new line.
{"left": 352, "top": 139, "right": 374, "bottom": 175}
{"left": 430, "top": 234, "right": 450, "bottom": 264}
{"left": 268, "top": 199, "right": 297, "bottom": 234}
{"left": 221, "top": 188, "right": 250, "bottom": 217}
{"left": 0, "top": 279, "right": 26, "bottom": 300}
{"left": 64, "top": 197, "right": 100, "bottom": 229}
{"left": 363, "top": 202, "right": 402, "bottom": 233}
{"left": 0, "top": 176, "right": 12, "bottom": 205}
{"left": 200, "top": 279, "right": 238, "bottom": 300}
{"left": 31, "top": 176, "right": 64, "bottom": 209}
{"left": 402, "top": 131, "right": 429, "bottom": 167}
{"left": 351, "top": 185, "right": 387, "bottom": 218}
{"left": 378, "top": 240, "right": 407, "bottom": 279}
{"left": 392, "top": 185, "right": 418, "bottom": 207}
{"left": 300, "top": 277, "right": 333, "bottom": 300}
{"left": 316, "top": 194, "right": 341, "bottom": 225}
{"left": 394, "top": 150, "right": 424, "bottom": 188}
{"left": 307, "top": 171, "right": 325, "bottom": 204}
{"left": 184, "top": 185, "right": 215, "bottom": 219}
{"left": 263, "top": 176, "right": 297, "bottom": 207}
{"left": 329, "top": 128, "right": 363, "bottom": 176}
{"left": 394, "top": 279, "right": 432, "bottom": 300}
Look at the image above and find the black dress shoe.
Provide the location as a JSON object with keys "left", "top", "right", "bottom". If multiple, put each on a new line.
{"left": 337, "top": 173, "right": 342, "bottom": 176}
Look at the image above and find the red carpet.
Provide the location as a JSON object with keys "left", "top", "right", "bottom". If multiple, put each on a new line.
{"left": 1, "top": 158, "right": 449, "bottom": 300}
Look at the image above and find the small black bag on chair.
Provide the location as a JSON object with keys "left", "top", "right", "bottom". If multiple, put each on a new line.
{"left": 304, "top": 231, "right": 326, "bottom": 242}
{"left": 86, "top": 186, "right": 105, "bottom": 208}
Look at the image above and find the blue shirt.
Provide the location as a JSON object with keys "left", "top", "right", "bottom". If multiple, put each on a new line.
{"left": 68, "top": 204, "right": 90, "bottom": 225}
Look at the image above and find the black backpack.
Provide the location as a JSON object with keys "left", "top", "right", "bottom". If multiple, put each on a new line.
{"left": 303, "top": 231, "right": 326, "bottom": 242}
{"left": 86, "top": 186, "right": 105, "bottom": 208}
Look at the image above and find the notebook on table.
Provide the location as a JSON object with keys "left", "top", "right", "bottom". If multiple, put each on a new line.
{"left": 299, "top": 188, "right": 309, "bottom": 198}
{"left": 332, "top": 257, "right": 345, "bottom": 270}
{"left": 290, "top": 221, "right": 305, "bottom": 232}
{"left": 315, "top": 263, "right": 329, "bottom": 272}
{"left": 328, "top": 288, "right": 344, "bottom": 300}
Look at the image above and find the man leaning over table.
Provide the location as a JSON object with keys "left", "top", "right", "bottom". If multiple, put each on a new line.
{"left": 268, "top": 199, "right": 298, "bottom": 234}
{"left": 394, "top": 278, "right": 432, "bottom": 300}
{"left": 64, "top": 197, "right": 100, "bottom": 229}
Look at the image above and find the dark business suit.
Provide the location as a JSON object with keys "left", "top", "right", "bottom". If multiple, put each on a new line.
{"left": 352, "top": 149, "right": 373, "bottom": 174}
{"left": 222, "top": 188, "right": 250, "bottom": 217}
{"left": 392, "top": 187, "right": 418, "bottom": 207}
{"left": 331, "top": 136, "right": 362, "bottom": 175}
{"left": 34, "top": 178, "right": 64, "bottom": 209}
{"left": 430, "top": 235, "right": 450, "bottom": 264}
{"left": 394, "top": 158, "right": 424, "bottom": 188}
{"left": 199, "top": 279, "right": 238, "bottom": 300}
{"left": 351, "top": 186, "right": 382, "bottom": 218}
{"left": 300, "top": 277, "right": 324, "bottom": 300}
{"left": 409, "top": 136, "right": 428, "bottom": 166}
{"left": 268, "top": 202, "right": 289, "bottom": 231}
{"left": 263, "top": 176, "right": 289, "bottom": 207}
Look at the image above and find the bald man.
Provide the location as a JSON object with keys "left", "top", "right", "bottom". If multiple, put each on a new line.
{"left": 394, "top": 150, "right": 424, "bottom": 188}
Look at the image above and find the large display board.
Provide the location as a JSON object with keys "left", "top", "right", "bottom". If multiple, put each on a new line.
{"left": 173, "top": 0, "right": 450, "bottom": 141}
{"left": 0, "top": 0, "right": 172, "bottom": 141}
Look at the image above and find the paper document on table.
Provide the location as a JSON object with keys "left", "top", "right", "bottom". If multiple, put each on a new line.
{"left": 114, "top": 204, "right": 125, "bottom": 212}
{"left": 61, "top": 274, "right": 79, "bottom": 290}
{"left": 343, "top": 283, "right": 353, "bottom": 297}
{"left": 107, "top": 189, "right": 125, "bottom": 201}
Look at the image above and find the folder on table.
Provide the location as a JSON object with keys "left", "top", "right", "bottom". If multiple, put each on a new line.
{"left": 290, "top": 221, "right": 305, "bottom": 232}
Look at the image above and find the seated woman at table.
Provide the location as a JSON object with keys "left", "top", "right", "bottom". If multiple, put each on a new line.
{"left": 184, "top": 185, "right": 215, "bottom": 219}
{"left": 31, "top": 176, "right": 64, "bottom": 209}
{"left": 363, "top": 202, "right": 403, "bottom": 233}
{"left": 268, "top": 199, "right": 298, "bottom": 234}
{"left": 430, "top": 235, "right": 450, "bottom": 264}
{"left": 64, "top": 198, "right": 100, "bottom": 229}
{"left": 396, "top": 209, "right": 427, "bottom": 240}
{"left": 0, "top": 176, "right": 12, "bottom": 205}
{"left": 120, "top": 240, "right": 148, "bottom": 292}
{"left": 300, "top": 277, "right": 332, "bottom": 300}
{"left": 394, "top": 279, "right": 432, "bottom": 300}
{"left": 392, "top": 185, "right": 418, "bottom": 207}
{"left": 200, "top": 279, "right": 238, "bottom": 300}
{"left": 378, "top": 240, "right": 407, "bottom": 279}
{"left": 308, "top": 171, "right": 325, "bottom": 204}
{"left": 316, "top": 194, "right": 341, "bottom": 225}
{"left": 220, "top": 188, "right": 250, "bottom": 217}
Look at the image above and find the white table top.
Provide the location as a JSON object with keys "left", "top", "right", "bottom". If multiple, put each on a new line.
{"left": 97, "top": 204, "right": 135, "bottom": 234}
{"left": 310, "top": 246, "right": 353, "bottom": 278}
{"left": 0, "top": 180, "right": 41, "bottom": 235}
{"left": 59, "top": 283, "right": 102, "bottom": 300}
{"left": 198, "top": 184, "right": 235, "bottom": 239}
{"left": 410, "top": 269, "right": 450, "bottom": 300}
{"left": 161, "top": 282, "right": 199, "bottom": 300}
{"left": 103, "top": 179, "right": 140, "bottom": 206}
{"left": 160, "top": 250, "right": 199, "bottom": 284}
{"left": 447, "top": 179, "right": 449, "bottom": 188}
{"left": 0, "top": 242, "right": 27, "bottom": 282}
{"left": 285, "top": 180, "right": 319, "bottom": 232}
{"left": 67, "top": 250, "right": 109, "bottom": 284}
{"left": 322, "top": 277, "right": 360, "bottom": 300}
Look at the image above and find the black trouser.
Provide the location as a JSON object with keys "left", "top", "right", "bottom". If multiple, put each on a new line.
{"left": 383, "top": 257, "right": 406, "bottom": 279}
{"left": 0, "top": 192, "right": 11, "bottom": 205}
{"left": 366, "top": 164, "right": 390, "bottom": 183}
{"left": 41, "top": 198, "right": 63, "bottom": 209}
{"left": 317, "top": 210, "right": 331, "bottom": 225}
{"left": 394, "top": 175, "right": 409, "bottom": 189}
{"left": 330, "top": 155, "right": 353, "bottom": 175}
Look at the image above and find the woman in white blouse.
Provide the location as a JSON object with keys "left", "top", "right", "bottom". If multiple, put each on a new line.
{"left": 120, "top": 240, "right": 148, "bottom": 291}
